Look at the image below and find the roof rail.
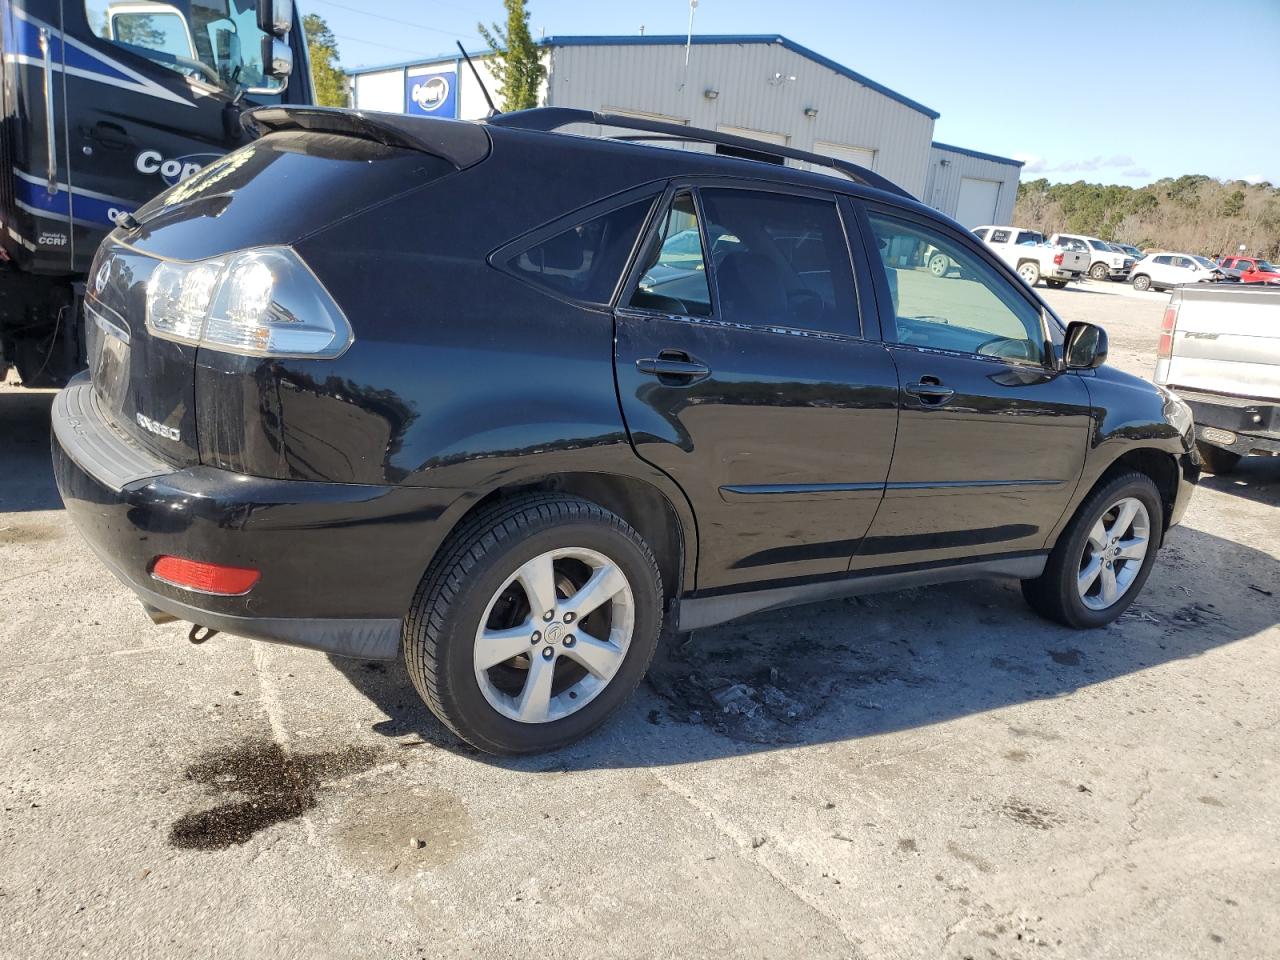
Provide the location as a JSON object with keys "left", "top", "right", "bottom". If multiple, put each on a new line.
{"left": 487, "top": 107, "right": 912, "bottom": 199}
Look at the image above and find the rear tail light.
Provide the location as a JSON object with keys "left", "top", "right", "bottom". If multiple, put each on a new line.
{"left": 146, "top": 246, "right": 351, "bottom": 359}
{"left": 151, "top": 556, "right": 261, "bottom": 595}
{"left": 1053, "top": 252, "right": 1064, "bottom": 266}
{"left": 1157, "top": 302, "right": 1179, "bottom": 360}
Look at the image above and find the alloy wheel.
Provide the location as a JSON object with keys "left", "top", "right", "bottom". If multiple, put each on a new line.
{"left": 473, "top": 547, "right": 635, "bottom": 723}
{"left": 1077, "top": 497, "right": 1151, "bottom": 610}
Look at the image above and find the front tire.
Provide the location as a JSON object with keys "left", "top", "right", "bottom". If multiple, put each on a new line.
{"left": 1021, "top": 472, "right": 1162, "bottom": 629}
{"left": 403, "top": 495, "right": 664, "bottom": 755}
{"left": 1132, "top": 274, "right": 1151, "bottom": 292}
{"left": 1089, "top": 262, "right": 1109, "bottom": 281}
{"left": 1197, "top": 442, "right": 1241, "bottom": 475}
{"left": 928, "top": 252, "right": 951, "bottom": 277}
{"left": 1045, "top": 279, "right": 1067, "bottom": 289}
{"left": 1017, "top": 261, "right": 1041, "bottom": 286}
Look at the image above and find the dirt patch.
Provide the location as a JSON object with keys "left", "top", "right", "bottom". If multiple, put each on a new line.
{"left": 169, "top": 740, "right": 380, "bottom": 851}
{"left": 336, "top": 784, "right": 471, "bottom": 873}
{"left": 0, "top": 522, "right": 62, "bottom": 545}
{"left": 645, "top": 621, "right": 933, "bottom": 744}
{"left": 998, "top": 798, "right": 1065, "bottom": 831}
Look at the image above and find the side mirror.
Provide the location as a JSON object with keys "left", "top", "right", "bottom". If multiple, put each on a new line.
{"left": 257, "top": 0, "right": 293, "bottom": 37}
{"left": 1064, "top": 321, "right": 1108, "bottom": 370}
{"left": 257, "top": 35, "right": 293, "bottom": 88}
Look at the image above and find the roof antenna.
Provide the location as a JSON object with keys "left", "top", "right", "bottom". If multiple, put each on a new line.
{"left": 457, "top": 41, "right": 499, "bottom": 116}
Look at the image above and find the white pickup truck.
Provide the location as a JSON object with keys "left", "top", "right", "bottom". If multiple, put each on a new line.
{"left": 971, "top": 226, "right": 1089, "bottom": 288}
{"left": 1050, "top": 232, "right": 1136, "bottom": 281}
{"left": 1154, "top": 284, "right": 1280, "bottom": 473}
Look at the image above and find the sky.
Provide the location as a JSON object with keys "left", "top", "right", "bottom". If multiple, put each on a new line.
{"left": 301, "top": 0, "right": 1280, "bottom": 187}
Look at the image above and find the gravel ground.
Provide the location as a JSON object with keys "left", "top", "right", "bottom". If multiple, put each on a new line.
{"left": 2, "top": 279, "right": 1277, "bottom": 959}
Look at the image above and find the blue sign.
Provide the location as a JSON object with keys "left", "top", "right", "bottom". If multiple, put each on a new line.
{"left": 405, "top": 70, "right": 457, "bottom": 118}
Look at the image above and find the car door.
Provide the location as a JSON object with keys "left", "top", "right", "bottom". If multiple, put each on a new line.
{"left": 851, "top": 203, "right": 1092, "bottom": 570}
{"left": 613, "top": 182, "right": 899, "bottom": 591}
{"left": 1149, "top": 255, "right": 1175, "bottom": 286}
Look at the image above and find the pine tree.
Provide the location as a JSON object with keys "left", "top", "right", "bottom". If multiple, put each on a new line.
{"left": 303, "top": 14, "right": 346, "bottom": 107}
{"left": 477, "top": 1, "right": 546, "bottom": 112}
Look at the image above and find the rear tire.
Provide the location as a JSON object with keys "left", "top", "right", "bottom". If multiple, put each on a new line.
{"left": 403, "top": 494, "right": 664, "bottom": 755}
{"left": 1132, "top": 274, "right": 1151, "bottom": 291}
{"left": 1089, "top": 262, "right": 1109, "bottom": 281}
{"left": 1017, "top": 261, "right": 1041, "bottom": 286}
{"left": 1021, "top": 472, "right": 1163, "bottom": 629}
{"left": 1197, "top": 442, "right": 1241, "bottom": 475}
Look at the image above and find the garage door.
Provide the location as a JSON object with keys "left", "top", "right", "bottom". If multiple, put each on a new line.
{"left": 955, "top": 178, "right": 1001, "bottom": 228}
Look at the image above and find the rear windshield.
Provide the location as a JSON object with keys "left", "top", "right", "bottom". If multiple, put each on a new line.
{"left": 127, "top": 132, "right": 455, "bottom": 261}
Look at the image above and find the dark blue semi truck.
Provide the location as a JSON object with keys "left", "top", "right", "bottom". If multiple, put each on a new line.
{"left": 0, "top": 0, "right": 312, "bottom": 386}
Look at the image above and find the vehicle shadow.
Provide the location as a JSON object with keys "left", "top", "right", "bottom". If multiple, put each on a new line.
{"left": 0, "top": 389, "right": 63, "bottom": 512}
{"left": 1198, "top": 459, "right": 1280, "bottom": 508}
{"left": 331, "top": 522, "right": 1279, "bottom": 769}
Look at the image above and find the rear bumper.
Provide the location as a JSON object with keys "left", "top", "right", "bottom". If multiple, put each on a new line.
{"left": 1047, "top": 268, "right": 1082, "bottom": 281}
{"left": 51, "top": 375, "right": 456, "bottom": 660}
{"left": 1180, "top": 391, "right": 1280, "bottom": 457}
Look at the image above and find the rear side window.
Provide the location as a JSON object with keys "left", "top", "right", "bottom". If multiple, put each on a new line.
{"left": 971, "top": 228, "right": 989, "bottom": 241}
{"left": 508, "top": 199, "right": 654, "bottom": 304}
{"left": 1154, "top": 255, "right": 1172, "bottom": 265}
{"left": 989, "top": 229, "right": 1011, "bottom": 243}
{"left": 698, "top": 188, "right": 859, "bottom": 335}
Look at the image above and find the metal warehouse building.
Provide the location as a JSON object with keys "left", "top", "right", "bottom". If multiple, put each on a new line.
{"left": 347, "top": 34, "right": 1022, "bottom": 222}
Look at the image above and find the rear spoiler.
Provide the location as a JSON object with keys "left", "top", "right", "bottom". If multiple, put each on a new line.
{"left": 246, "top": 106, "right": 491, "bottom": 170}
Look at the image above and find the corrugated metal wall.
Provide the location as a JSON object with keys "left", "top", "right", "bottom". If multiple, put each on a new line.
{"left": 925, "top": 145, "right": 1021, "bottom": 226}
{"left": 545, "top": 41, "right": 935, "bottom": 197}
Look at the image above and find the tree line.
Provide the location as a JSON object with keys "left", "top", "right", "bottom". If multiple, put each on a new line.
{"left": 1014, "top": 176, "right": 1280, "bottom": 259}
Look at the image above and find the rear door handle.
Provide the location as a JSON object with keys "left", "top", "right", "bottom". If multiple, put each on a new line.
{"left": 904, "top": 379, "right": 955, "bottom": 405}
{"left": 636, "top": 351, "right": 711, "bottom": 383}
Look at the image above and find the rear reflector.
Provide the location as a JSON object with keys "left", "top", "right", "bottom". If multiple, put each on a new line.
{"left": 151, "top": 556, "right": 260, "bottom": 595}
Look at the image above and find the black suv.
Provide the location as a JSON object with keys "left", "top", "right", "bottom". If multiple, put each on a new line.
{"left": 52, "top": 107, "right": 1198, "bottom": 754}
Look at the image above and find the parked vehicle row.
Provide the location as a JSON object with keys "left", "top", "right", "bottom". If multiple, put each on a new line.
{"left": 970, "top": 226, "right": 1088, "bottom": 288}
{"left": 51, "top": 106, "right": 1199, "bottom": 754}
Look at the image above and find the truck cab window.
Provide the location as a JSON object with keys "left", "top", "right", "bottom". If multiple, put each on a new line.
{"left": 86, "top": 0, "right": 283, "bottom": 94}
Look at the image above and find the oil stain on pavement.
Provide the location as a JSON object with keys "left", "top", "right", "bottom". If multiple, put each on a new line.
{"left": 169, "top": 740, "right": 380, "bottom": 851}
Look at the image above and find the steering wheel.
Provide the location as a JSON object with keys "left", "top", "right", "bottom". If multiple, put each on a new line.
{"left": 174, "top": 54, "right": 222, "bottom": 86}
{"left": 975, "top": 336, "right": 1036, "bottom": 362}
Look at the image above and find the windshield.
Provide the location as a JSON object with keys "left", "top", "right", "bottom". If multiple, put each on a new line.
{"left": 1253, "top": 260, "right": 1277, "bottom": 272}
{"left": 87, "top": 0, "right": 282, "bottom": 95}
{"left": 1089, "top": 239, "right": 1111, "bottom": 250}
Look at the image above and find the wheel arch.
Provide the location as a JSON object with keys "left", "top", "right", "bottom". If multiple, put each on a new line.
{"left": 1098, "top": 448, "right": 1180, "bottom": 535}
{"left": 429, "top": 471, "right": 696, "bottom": 609}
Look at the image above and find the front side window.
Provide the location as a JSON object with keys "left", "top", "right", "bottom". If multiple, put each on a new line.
{"left": 1089, "top": 239, "right": 1111, "bottom": 251}
{"left": 868, "top": 213, "right": 1046, "bottom": 365}
{"left": 86, "top": 0, "right": 282, "bottom": 94}
{"left": 629, "top": 193, "right": 712, "bottom": 317}
{"left": 1016, "top": 230, "right": 1044, "bottom": 246}
{"left": 698, "top": 188, "right": 859, "bottom": 335}
{"left": 508, "top": 198, "right": 654, "bottom": 304}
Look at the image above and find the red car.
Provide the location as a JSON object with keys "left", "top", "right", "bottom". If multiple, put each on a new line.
{"left": 1218, "top": 256, "right": 1280, "bottom": 284}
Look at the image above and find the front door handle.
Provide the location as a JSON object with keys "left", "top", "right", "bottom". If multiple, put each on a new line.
{"left": 904, "top": 378, "right": 955, "bottom": 405}
{"left": 636, "top": 351, "right": 711, "bottom": 383}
